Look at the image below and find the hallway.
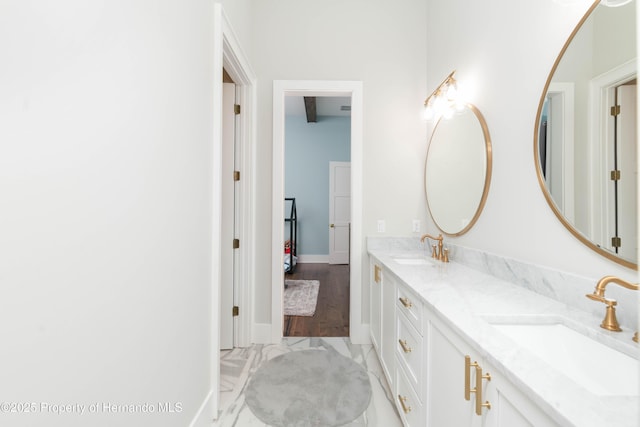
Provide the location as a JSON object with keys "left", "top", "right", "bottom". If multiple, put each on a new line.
{"left": 284, "top": 263, "right": 350, "bottom": 337}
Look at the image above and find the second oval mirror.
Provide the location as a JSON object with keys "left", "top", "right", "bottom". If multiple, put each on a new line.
{"left": 534, "top": 0, "right": 637, "bottom": 269}
{"left": 425, "top": 104, "right": 492, "bottom": 236}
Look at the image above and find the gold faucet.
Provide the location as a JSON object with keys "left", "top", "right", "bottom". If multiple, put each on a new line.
{"left": 586, "top": 276, "right": 639, "bottom": 337}
{"left": 420, "top": 233, "right": 448, "bottom": 262}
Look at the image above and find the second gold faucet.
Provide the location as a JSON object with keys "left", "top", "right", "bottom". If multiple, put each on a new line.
{"left": 586, "top": 275, "right": 638, "bottom": 342}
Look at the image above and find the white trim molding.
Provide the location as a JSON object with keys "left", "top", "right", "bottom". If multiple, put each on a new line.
{"left": 212, "top": 2, "right": 257, "bottom": 420}
{"left": 272, "top": 80, "right": 365, "bottom": 344}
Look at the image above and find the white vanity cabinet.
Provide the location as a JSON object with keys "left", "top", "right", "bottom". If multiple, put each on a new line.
{"left": 427, "top": 313, "right": 560, "bottom": 427}
{"left": 369, "top": 260, "right": 396, "bottom": 388}
{"left": 369, "top": 254, "right": 562, "bottom": 427}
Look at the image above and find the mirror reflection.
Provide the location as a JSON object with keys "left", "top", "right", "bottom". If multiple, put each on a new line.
{"left": 425, "top": 104, "right": 492, "bottom": 236}
{"left": 535, "top": 0, "right": 637, "bottom": 269}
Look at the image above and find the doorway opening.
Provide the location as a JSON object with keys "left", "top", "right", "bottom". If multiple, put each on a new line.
{"left": 282, "top": 96, "right": 352, "bottom": 336}
{"left": 271, "top": 80, "right": 366, "bottom": 344}
{"left": 213, "top": 3, "right": 257, "bottom": 420}
{"left": 220, "top": 69, "right": 240, "bottom": 350}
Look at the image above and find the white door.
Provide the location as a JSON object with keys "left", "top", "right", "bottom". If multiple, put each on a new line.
{"left": 220, "top": 82, "right": 236, "bottom": 349}
{"left": 329, "top": 161, "right": 350, "bottom": 264}
{"left": 615, "top": 83, "right": 637, "bottom": 261}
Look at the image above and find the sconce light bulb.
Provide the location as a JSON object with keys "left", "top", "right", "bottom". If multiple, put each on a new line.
{"left": 442, "top": 106, "right": 454, "bottom": 119}
{"left": 424, "top": 106, "right": 434, "bottom": 121}
{"left": 432, "top": 96, "right": 445, "bottom": 113}
{"left": 445, "top": 83, "right": 458, "bottom": 101}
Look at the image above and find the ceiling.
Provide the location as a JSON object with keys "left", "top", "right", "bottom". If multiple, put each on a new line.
{"left": 285, "top": 96, "right": 351, "bottom": 118}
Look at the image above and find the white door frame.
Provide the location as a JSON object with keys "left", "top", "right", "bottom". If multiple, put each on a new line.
{"left": 211, "top": 3, "right": 256, "bottom": 420}
{"left": 272, "top": 80, "right": 365, "bottom": 344}
{"left": 545, "top": 82, "right": 575, "bottom": 222}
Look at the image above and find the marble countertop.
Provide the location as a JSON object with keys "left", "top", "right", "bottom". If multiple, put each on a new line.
{"left": 368, "top": 247, "right": 639, "bottom": 427}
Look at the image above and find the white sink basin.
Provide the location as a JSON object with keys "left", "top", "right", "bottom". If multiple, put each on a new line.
{"left": 393, "top": 257, "right": 431, "bottom": 265}
{"left": 490, "top": 321, "right": 638, "bottom": 396}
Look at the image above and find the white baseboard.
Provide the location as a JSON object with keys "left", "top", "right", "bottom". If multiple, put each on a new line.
{"left": 252, "top": 322, "right": 274, "bottom": 344}
{"left": 297, "top": 254, "right": 329, "bottom": 263}
{"left": 189, "top": 389, "right": 213, "bottom": 427}
{"left": 350, "top": 323, "right": 371, "bottom": 345}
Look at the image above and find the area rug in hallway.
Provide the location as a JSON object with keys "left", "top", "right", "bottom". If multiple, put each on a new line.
{"left": 284, "top": 279, "right": 320, "bottom": 316}
{"left": 244, "top": 349, "right": 372, "bottom": 427}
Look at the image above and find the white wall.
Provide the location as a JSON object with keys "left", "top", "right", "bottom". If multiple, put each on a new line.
{"left": 0, "top": 1, "right": 215, "bottom": 426}
{"left": 249, "top": 0, "right": 429, "bottom": 325}
{"left": 425, "top": 0, "right": 637, "bottom": 286}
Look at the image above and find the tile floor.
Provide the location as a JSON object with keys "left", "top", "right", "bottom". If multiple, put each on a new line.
{"left": 215, "top": 337, "right": 402, "bottom": 426}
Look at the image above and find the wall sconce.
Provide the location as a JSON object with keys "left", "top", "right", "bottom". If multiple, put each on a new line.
{"left": 423, "top": 70, "right": 464, "bottom": 120}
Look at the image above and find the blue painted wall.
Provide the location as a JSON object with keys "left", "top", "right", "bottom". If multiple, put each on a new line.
{"left": 285, "top": 115, "right": 351, "bottom": 256}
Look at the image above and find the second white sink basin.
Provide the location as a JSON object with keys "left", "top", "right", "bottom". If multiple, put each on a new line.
{"left": 391, "top": 255, "right": 434, "bottom": 266}
{"left": 490, "top": 321, "right": 638, "bottom": 396}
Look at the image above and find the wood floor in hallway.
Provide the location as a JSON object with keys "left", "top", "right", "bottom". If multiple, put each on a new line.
{"left": 284, "top": 263, "right": 350, "bottom": 337}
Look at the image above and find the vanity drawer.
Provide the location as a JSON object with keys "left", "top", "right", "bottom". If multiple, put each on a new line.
{"left": 396, "top": 283, "right": 423, "bottom": 334}
{"left": 395, "top": 355, "right": 423, "bottom": 427}
{"left": 396, "top": 310, "right": 424, "bottom": 396}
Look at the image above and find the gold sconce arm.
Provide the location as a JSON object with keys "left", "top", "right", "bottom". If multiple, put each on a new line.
{"left": 423, "top": 70, "right": 457, "bottom": 107}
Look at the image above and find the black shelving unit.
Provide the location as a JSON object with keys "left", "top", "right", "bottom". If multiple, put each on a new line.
{"left": 284, "top": 198, "right": 297, "bottom": 273}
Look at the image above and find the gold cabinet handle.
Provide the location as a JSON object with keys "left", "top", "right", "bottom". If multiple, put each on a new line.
{"left": 398, "top": 339, "right": 412, "bottom": 353}
{"left": 464, "top": 355, "right": 478, "bottom": 401}
{"left": 330, "top": 223, "right": 335, "bottom": 228}
{"left": 374, "top": 265, "right": 381, "bottom": 283}
{"left": 474, "top": 365, "right": 492, "bottom": 415}
{"left": 397, "top": 395, "right": 411, "bottom": 414}
{"left": 399, "top": 297, "right": 413, "bottom": 308}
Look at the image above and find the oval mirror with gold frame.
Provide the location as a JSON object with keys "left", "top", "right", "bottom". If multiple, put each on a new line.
{"left": 534, "top": 0, "right": 637, "bottom": 270}
{"left": 425, "top": 103, "right": 492, "bottom": 236}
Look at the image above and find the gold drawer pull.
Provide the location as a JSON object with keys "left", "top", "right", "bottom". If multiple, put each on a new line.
{"left": 397, "top": 395, "right": 411, "bottom": 414}
{"left": 464, "top": 355, "right": 478, "bottom": 401}
{"left": 398, "top": 339, "right": 412, "bottom": 353}
{"left": 474, "top": 365, "right": 492, "bottom": 415}
{"left": 399, "top": 297, "right": 413, "bottom": 308}
{"left": 374, "top": 265, "right": 381, "bottom": 283}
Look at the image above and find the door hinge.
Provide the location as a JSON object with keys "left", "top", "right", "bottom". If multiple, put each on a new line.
{"left": 610, "top": 170, "right": 621, "bottom": 181}
{"left": 233, "top": 238, "right": 240, "bottom": 249}
{"left": 234, "top": 104, "right": 241, "bottom": 115}
{"left": 610, "top": 105, "right": 620, "bottom": 116}
{"left": 234, "top": 171, "right": 240, "bottom": 181}
{"left": 232, "top": 306, "right": 239, "bottom": 317}
{"left": 612, "top": 236, "right": 622, "bottom": 248}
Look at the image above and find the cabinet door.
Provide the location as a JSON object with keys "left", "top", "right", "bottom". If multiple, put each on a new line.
{"left": 427, "top": 316, "right": 481, "bottom": 427}
{"left": 370, "top": 262, "right": 382, "bottom": 351}
{"left": 483, "top": 362, "right": 560, "bottom": 427}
